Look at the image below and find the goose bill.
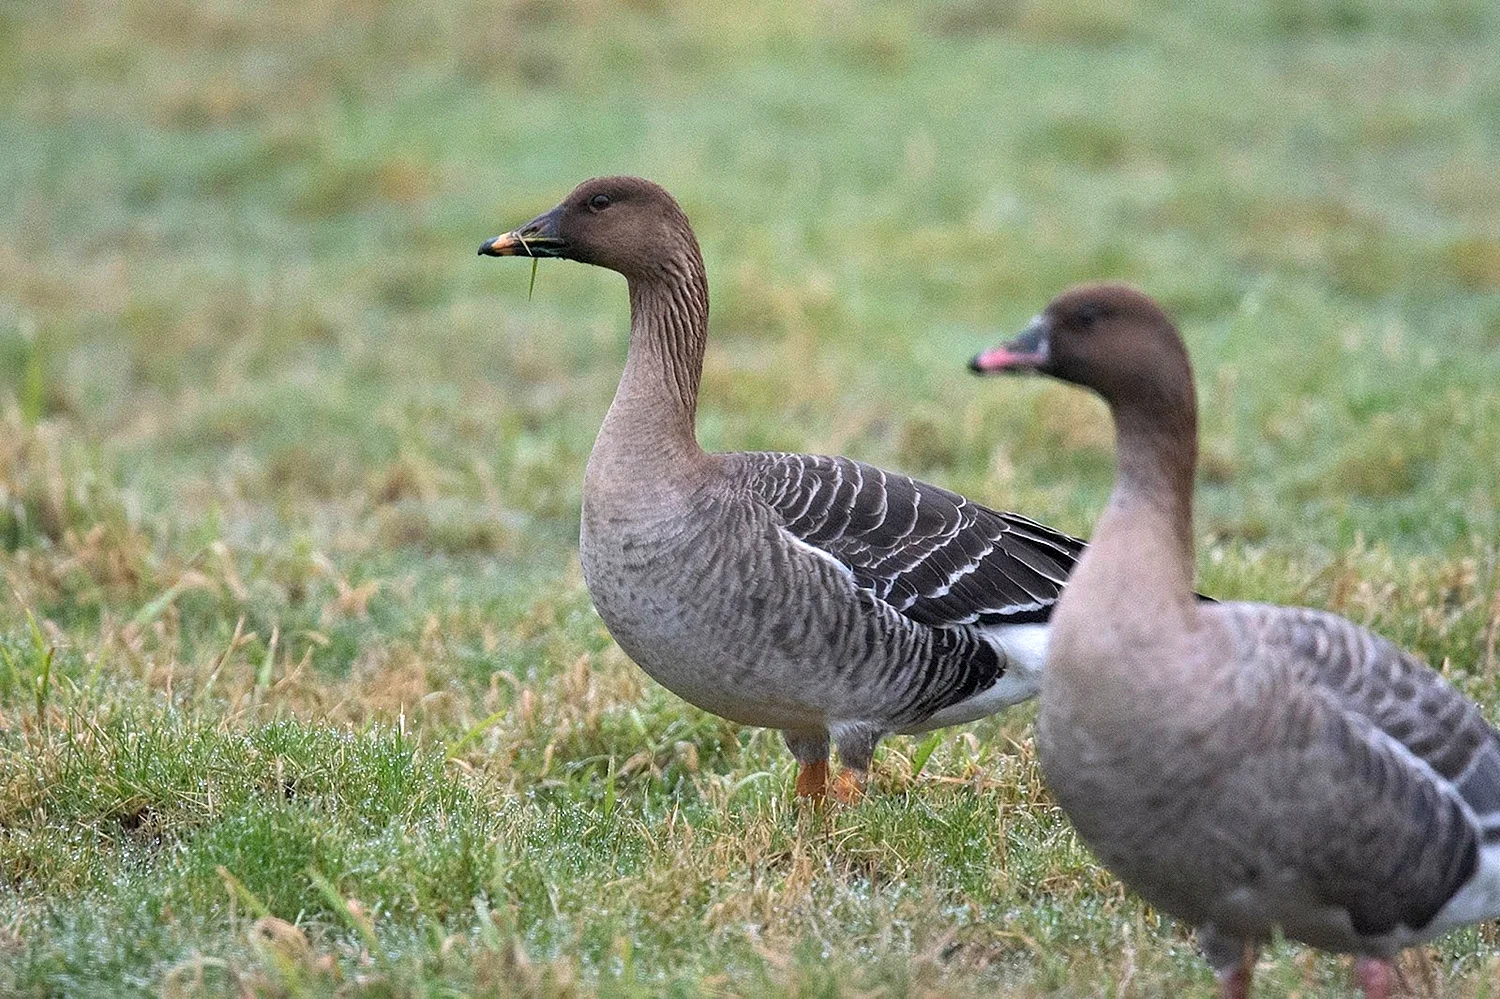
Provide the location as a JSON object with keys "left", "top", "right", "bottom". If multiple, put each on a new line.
{"left": 970, "top": 317, "right": 1051, "bottom": 373}
{"left": 477, "top": 206, "right": 568, "bottom": 257}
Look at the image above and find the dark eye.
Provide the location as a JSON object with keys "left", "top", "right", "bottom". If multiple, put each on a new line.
{"left": 589, "top": 194, "right": 611, "bottom": 211}
{"left": 1075, "top": 304, "right": 1104, "bottom": 328}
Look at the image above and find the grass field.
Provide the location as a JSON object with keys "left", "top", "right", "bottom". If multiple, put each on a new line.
{"left": 4, "top": 0, "right": 1500, "bottom": 994}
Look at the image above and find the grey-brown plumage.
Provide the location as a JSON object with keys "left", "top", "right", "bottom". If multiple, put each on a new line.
{"left": 973, "top": 284, "right": 1500, "bottom": 998}
{"left": 479, "top": 177, "right": 1084, "bottom": 798}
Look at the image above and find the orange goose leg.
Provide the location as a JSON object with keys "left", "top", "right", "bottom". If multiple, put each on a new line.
{"left": 1354, "top": 957, "right": 1392, "bottom": 999}
{"left": 794, "top": 759, "right": 829, "bottom": 800}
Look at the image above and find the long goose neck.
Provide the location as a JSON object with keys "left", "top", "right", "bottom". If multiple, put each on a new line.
{"left": 1068, "top": 378, "right": 1199, "bottom": 623}
{"left": 599, "top": 232, "right": 709, "bottom": 461}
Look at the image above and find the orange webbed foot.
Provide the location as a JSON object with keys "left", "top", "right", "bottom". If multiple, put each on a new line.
{"left": 828, "top": 768, "right": 866, "bottom": 805}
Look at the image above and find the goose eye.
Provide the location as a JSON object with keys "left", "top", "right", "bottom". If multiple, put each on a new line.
{"left": 589, "top": 194, "right": 611, "bottom": 211}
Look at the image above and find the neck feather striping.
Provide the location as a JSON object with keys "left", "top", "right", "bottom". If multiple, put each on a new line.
{"left": 603, "top": 229, "right": 709, "bottom": 462}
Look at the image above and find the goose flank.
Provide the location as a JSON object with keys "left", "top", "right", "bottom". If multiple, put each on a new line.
{"left": 972, "top": 283, "right": 1500, "bottom": 998}
{"left": 479, "top": 177, "right": 1085, "bottom": 800}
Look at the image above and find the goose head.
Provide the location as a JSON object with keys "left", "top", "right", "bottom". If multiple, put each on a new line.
{"left": 478, "top": 176, "right": 694, "bottom": 282}
{"left": 970, "top": 283, "right": 1191, "bottom": 411}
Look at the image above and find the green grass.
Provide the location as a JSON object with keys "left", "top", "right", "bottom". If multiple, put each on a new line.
{"left": 4, "top": 0, "right": 1500, "bottom": 993}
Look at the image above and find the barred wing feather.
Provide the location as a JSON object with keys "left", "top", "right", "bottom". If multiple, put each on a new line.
{"left": 739, "top": 453, "right": 1085, "bottom": 629}
{"left": 1223, "top": 603, "right": 1500, "bottom": 934}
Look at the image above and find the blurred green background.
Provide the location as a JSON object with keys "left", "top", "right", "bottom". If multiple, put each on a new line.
{"left": 3, "top": 0, "right": 1500, "bottom": 994}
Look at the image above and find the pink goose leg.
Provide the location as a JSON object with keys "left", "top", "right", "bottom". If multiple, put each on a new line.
{"left": 1216, "top": 966, "right": 1251, "bottom": 999}
{"left": 1215, "top": 946, "right": 1255, "bottom": 999}
{"left": 1354, "top": 956, "right": 1392, "bottom": 999}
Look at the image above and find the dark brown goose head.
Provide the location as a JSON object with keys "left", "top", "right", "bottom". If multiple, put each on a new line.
{"left": 478, "top": 176, "right": 697, "bottom": 282}
{"left": 969, "top": 283, "right": 1192, "bottom": 415}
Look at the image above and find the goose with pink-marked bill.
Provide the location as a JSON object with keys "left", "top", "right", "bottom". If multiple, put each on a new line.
{"left": 972, "top": 283, "right": 1500, "bottom": 998}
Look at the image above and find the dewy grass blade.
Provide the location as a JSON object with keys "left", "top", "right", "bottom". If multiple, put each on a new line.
{"left": 911, "top": 731, "right": 943, "bottom": 780}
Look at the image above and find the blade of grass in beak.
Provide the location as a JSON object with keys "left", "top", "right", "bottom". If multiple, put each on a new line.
{"left": 515, "top": 233, "right": 538, "bottom": 300}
